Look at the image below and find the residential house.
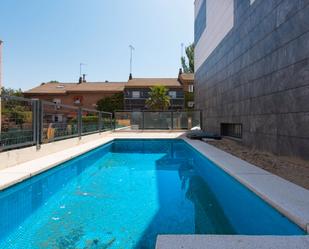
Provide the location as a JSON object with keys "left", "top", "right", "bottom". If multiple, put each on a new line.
{"left": 124, "top": 71, "right": 194, "bottom": 110}
{"left": 24, "top": 71, "right": 194, "bottom": 123}
{"left": 24, "top": 79, "right": 125, "bottom": 123}
{"left": 24, "top": 80, "right": 125, "bottom": 109}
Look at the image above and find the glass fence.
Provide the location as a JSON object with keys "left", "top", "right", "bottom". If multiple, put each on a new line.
{"left": 114, "top": 111, "right": 201, "bottom": 131}
{"left": 0, "top": 95, "right": 201, "bottom": 152}
{"left": 0, "top": 95, "right": 113, "bottom": 151}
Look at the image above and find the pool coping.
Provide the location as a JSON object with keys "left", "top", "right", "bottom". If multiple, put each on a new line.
{"left": 0, "top": 132, "right": 308, "bottom": 249}
{"left": 155, "top": 235, "right": 309, "bottom": 249}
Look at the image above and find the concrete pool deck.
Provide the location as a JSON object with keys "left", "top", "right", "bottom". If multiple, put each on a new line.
{"left": 0, "top": 131, "right": 308, "bottom": 248}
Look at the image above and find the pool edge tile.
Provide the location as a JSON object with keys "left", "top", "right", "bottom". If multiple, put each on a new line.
{"left": 156, "top": 235, "right": 309, "bottom": 249}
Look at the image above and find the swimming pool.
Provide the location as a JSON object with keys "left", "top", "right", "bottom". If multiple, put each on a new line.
{"left": 0, "top": 139, "right": 305, "bottom": 249}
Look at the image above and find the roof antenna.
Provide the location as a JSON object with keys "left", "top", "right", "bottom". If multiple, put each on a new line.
{"left": 129, "top": 45, "right": 135, "bottom": 80}
{"left": 181, "top": 43, "right": 184, "bottom": 69}
{"left": 181, "top": 43, "right": 184, "bottom": 58}
{"left": 79, "top": 63, "right": 86, "bottom": 77}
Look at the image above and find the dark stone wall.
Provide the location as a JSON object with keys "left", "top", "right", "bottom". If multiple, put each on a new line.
{"left": 195, "top": 0, "right": 309, "bottom": 159}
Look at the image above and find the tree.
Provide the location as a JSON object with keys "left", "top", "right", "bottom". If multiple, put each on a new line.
{"left": 96, "top": 93, "right": 124, "bottom": 113}
{"left": 146, "top": 85, "right": 171, "bottom": 110}
{"left": 181, "top": 43, "right": 194, "bottom": 73}
{"left": 1, "top": 87, "right": 29, "bottom": 131}
{"left": 1, "top": 87, "right": 23, "bottom": 97}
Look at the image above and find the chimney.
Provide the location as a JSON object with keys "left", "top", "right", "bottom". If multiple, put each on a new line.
{"left": 82, "top": 74, "right": 86, "bottom": 82}
{"left": 129, "top": 73, "right": 133, "bottom": 80}
{"left": 78, "top": 76, "right": 83, "bottom": 84}
{"left": 178, "top": 68, "right": 183, "bottom": 81}
{"left": 178, "top": 68, "right": 183, "bottom": 76}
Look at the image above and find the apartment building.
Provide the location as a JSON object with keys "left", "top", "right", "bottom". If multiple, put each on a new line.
{"left": 194, "top": 0, "right": 309, "bottom": 159}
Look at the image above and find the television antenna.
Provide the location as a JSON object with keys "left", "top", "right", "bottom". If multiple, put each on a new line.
{"left": 80, "top": 63, "right": 86, "bottom": 77}
{"left": 129, "top": 45, "right": 135, "bottom": 75}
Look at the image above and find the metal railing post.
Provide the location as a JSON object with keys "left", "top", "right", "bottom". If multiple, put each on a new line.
{"left": 38, "top": 100, "right": 43, "bottom": 148}
{"left": 98, "top": 111, "right": 102, "bottom": 133}
{"left": 33, "top": 99, "right": 41, "bottom": 149}
{"left": 32, "top": 99, "right": 37, "bottom": 147}
{"left": 142, "top": 111, "right": 145, "bottom": 130}
{"left": 113, "top": 112, "right": 116, "bottom": 130}
{"left": 200, "top": 110, "right": 203, "bottom": 129}
{"left": 171, "top": 111, "right": 173, "bottom": 130}
{"left": 110, "top": 113, "right": 113, "bottom": 131}
{"left": 78, "top": 108, "right": 82, "bottom": 139}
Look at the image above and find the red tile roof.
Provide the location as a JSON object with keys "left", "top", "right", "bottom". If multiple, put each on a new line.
{"left": 25, "top": 82, "right": 126, "bottom": 94}
{"left": 126, "top": 78, "right": 182, "bottom": 88}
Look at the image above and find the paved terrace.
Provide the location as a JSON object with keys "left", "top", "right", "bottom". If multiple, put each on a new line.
{"left": 0, "top": 131, "right": 308, "bottom": 249}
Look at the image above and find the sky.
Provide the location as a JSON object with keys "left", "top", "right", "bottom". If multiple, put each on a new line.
{"left": 0, "top": 0, "right": 194, "bottom": 90}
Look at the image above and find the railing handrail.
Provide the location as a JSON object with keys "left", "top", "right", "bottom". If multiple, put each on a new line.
{"left": 41, "top": 100, "right": 80, "bottom": 110}
{"left": 0, "top": 95, "right": 112, "bottom": 115}
{"left": 0, "top": 94, "right": 35, "bottom": 103}
{"left": 114, "top": 109, "right": 201, "bottom": 113}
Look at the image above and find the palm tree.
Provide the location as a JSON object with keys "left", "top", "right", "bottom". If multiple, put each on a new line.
{"left": 146, "top": 85, "right": 171, "bottom": 110}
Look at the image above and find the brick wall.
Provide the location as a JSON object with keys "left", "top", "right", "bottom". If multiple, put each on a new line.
{"left": 195, "top": 0, "right": 309, "bottom": 159}
{"left": 25, "top": 92, "right": 118, "bottom": 110}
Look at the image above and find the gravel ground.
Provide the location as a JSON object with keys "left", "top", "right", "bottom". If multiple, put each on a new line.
{"left": 206, "top": 139, "right": 309, "bottom": 190}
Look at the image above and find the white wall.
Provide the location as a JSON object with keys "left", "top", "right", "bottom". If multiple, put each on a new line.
{"left": 0, "top": 40, "right": 3, "bottom": 132}
{"left": 0, "top": 40, "right": 2, "bottom": 91}
{"left": 195, "top": 0, "right": 234, "bottom": 71}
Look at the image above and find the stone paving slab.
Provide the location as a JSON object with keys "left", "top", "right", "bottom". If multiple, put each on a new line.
{"left": 156, "top": 235, "right": 309, "bottom": 249}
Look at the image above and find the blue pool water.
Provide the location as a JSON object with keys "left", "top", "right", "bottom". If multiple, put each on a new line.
{"left": 0, "top": 139, "right": 305, "bottom": 249}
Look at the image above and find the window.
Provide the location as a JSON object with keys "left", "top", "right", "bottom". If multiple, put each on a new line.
{"left": 73, "top": 96, "right": 83, "bottom": 105}
{"left": 53, "top": 98, "right": 61, "bottom": 110}
{"left": 169, "top": 91, "right": 177, "bottom": 99}
{"left": 188, "top": 85, "right": 194, "bottom": 93}
{"left": 132, "top": 91, "right": 140, "bottom": 98}
{"left": 53, "top": 98, "right": 61, "bottom": 104}
{"left": 221, "top": 123, "right": 243, "bottom": 139}
{"left": 53, "top": 115, "right": 63, "bottom": 123}
{"left": 195, "top": 0, "right": 206, "bottom": 43}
